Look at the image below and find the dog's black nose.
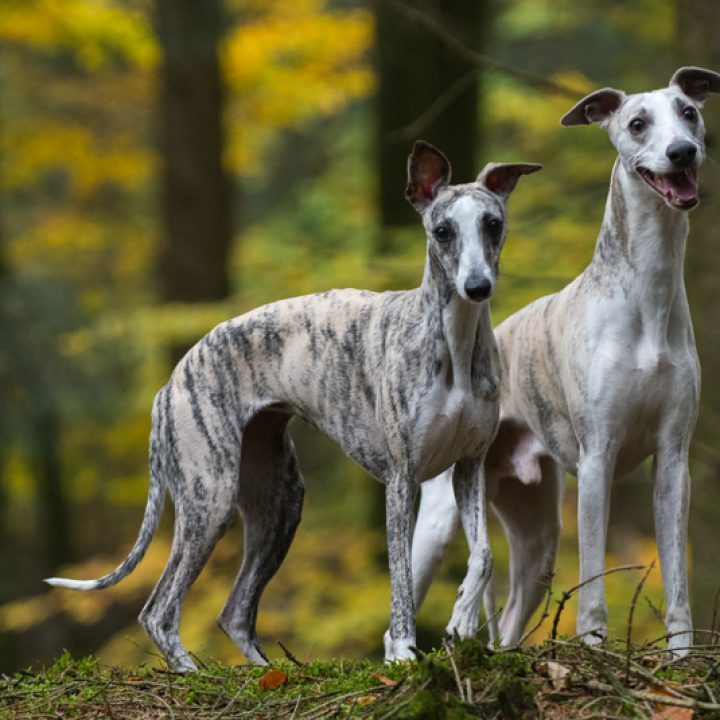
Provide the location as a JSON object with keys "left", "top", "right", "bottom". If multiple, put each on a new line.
{"left": 666, "top": 141, "right": 698, "bottom": 167}
{"left": 464, "top": 277, "right": 492, "bottom": 301}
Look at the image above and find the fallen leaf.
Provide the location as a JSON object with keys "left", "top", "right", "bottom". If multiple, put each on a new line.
{"left": 652, "top": 706, "right": 693, "bottom": 720}
{"left": 258, "top": 669, "right": 288, "bottom": 690}
{"left": 355, "top": 696, "right": 375, "bottom": 705}
{"left": 369, "top": 671, "right": 397, "bottom": 686}
{"left": 537, "top": 661, "right": 571, "bottom": 691}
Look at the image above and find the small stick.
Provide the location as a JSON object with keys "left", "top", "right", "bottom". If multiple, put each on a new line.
{"left": 278, "top": 641, "right": 303, "bottom": 667}
{"left": 443, "top": 639, "right": 465, "bottom": 702}
{"left": 476, "top": 605, "right": 503, "bottom": 645}
{"left": 515, "top": 573, "right": 555, "bottom": 648}
{"left": 550, "top": 564, "right": 645, "bottom": 650}
{"left": 711, "top": 587, "right": 720, "bottom": 645}
{"left": 626, "top": 560, "right": 656, "bottom": 682}
{"left": 584, "top": 680, "right": 720, "bottom": 711}
{"left": 644, "top": 595, "right": 664, "bottom": 624}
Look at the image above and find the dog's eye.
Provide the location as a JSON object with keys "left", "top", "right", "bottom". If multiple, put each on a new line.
{"left": 683, "top": 106, "right": 698, "bottom": 123}
{"left": 485, "top": 218, "right": 503, "bottom": 236}
{"left": 433, "top": 224, "right": 452, "bottom": 242}
{"left": 629, "top": 117, "right": 645, "bottom": 133}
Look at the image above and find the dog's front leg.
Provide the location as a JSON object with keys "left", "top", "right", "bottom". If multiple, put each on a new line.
{"left": 652, "top": 445, "right": 693, "bottom": 656}
{"left": 446, "top": 457, "right": 493, "bottom": 639}
{"left": 576, "top": 449, "right": 614, "bottom": 644}
{"left": 384, "top": 469, "right": 460, "bottom": 658}
{"left": 384, "top": 471, "right": 417, "bottom": 661}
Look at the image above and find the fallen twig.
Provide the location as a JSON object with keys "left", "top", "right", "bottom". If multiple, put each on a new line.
{"left": 626, "top": 560, "right": 656, "bottom": 682}
{"left": 551, "top": 564, "right": 645, "bottom": 651}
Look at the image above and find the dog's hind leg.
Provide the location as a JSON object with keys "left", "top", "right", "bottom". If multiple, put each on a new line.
{"left": 446, "top": 457, "right": 493, "bottom": 640}
{"left": 412, "top": 470, "right": 461, "bottom": 610}
{"left": 139, "top": 463, "right": 240, "bottom": 672}
{"left": 491, "top": 457, "right": 563, "bottom": 646}
{"left": 218, "top": 409, "right": 304, "bottom": 665}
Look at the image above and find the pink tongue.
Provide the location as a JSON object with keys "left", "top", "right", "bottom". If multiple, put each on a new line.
{"left": 656, "top": 171, "right": 697, "bottom": 202}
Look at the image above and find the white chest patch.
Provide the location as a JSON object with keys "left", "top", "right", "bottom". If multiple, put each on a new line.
{"left": 414, "top": 385, "right": 497, "bottom": 481}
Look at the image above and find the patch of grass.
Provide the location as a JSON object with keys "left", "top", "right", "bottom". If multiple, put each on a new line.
{"left": 6, "top": 639, "right": 720, "bottom": 718}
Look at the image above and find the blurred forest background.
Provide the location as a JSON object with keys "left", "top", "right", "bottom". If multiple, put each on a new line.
{"left": 0, "top": 0, "right": 719, "bottom": 671}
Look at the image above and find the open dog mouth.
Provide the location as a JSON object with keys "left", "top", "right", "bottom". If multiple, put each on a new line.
{"left": 636, "top": 167, "right": 699, "bottom": 210}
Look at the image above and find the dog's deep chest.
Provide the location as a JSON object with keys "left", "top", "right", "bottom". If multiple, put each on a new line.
{"left": 411, "top": 355, "right": 500, "bottom": 481}
{"left": 565, "top": 290, "right": 699, "bottom": 473}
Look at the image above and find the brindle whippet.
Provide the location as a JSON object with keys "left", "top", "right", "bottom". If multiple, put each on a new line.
{"left": 46, "top": 142, "right": 540, "bottom": 670}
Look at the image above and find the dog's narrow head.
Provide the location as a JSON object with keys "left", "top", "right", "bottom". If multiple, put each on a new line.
{"left": 561, "top": 67, "right": 720, "bottom": 211}
{"left": 406, "top": 141, "right": 541, "bottom": 302}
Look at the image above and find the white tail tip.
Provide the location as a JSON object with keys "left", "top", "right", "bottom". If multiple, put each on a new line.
{"left": 44, "top": 577, "right": 100, "bottom": 591}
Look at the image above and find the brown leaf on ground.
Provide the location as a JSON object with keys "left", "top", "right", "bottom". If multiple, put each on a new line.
{"left": 258, "top": 669, "right": 288, "bottom": 690}
{"left": 651, "top": 707, "right": 693, "bottom": 720}
{"left": 369, "top": 671, "right": 397, "bottom": 686}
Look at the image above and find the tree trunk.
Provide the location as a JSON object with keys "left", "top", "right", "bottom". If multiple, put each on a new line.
{"left": 155, "top": 0, "right": 233, "bottom": 303}
{"left": 676, "top": 0, "right": 720, "bottom": 633}
{"left": 375, "top": 0, "right": 485, "bottom": 250}
{"left": 31, "top": 396, "right": 72, "bottom": 574}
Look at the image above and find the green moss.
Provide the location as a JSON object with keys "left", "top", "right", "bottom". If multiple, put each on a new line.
{"left": 8, "top": 641, "right": 720, "bottom": 719}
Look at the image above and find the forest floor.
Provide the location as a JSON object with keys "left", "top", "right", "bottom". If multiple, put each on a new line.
{"left": 3, "top": 635, "right": 720, "bottom": 719}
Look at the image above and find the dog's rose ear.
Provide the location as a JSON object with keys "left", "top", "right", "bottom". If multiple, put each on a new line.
{"left": 670, "top": 66, "right": 720, "bottom": 107}
{"left": 405, "top": 141, "right": 451, "bottom": 211}
{"left": 477, "top": 162, "right": 542, "bottom": 199}
{"left": 560, "top": 88, "right": 626, "bottom": 127}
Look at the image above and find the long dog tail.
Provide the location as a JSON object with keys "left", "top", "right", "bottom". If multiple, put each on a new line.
{"left": 45, "top": 389, "right": 170, "bottom": 591}
{"left": 44, "top": 469, "right": 165, "bottom": 590}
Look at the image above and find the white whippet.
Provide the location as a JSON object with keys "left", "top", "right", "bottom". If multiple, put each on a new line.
{"left": 45, "top": 142, "right": 540, "bottom": 670}
{"left": 409, "top": 67, "right": 720, "bottom": 656}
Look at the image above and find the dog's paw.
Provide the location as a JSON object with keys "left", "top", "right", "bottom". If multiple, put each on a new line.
{"left": 581, "top": 629, "right": 606, "bottom": 647}
{"left": 666, "top": 630, "right": 693, "bottom": 658}
{"left": 383, "top": 636, "right": 417, "bottom": 663}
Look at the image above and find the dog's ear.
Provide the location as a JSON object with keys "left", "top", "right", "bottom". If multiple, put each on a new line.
{"left": 477, "top": 162, "right": 542, "bottom": 199}
{"left": 405, "top": 141, "right": 451, "bottom": 211}
{"left": 560, "top": 88, "right": 626, "bottom": 127}
{"left": 670, "top": 66, "right": 720, "bottom": 107}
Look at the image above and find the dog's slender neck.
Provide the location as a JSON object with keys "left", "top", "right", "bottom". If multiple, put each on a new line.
{"left": 418, "top": 254, "right": 491, "bottom": 388}
{"left": 589, "top": 158, "right": 690, "bottom": 339}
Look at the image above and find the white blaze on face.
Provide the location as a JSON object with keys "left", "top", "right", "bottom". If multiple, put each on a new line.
{"left": 615, "top": 89, "right": 705, "bottom": 173}
{"left": 450, "top": 195, "right": 495, "bottom": 300}
{"left": 653, "top": 92, "right": 702, "bottom": 166}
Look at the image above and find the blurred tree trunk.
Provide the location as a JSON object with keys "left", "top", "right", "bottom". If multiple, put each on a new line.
{"left": 375, "top": 0, "right": 486, "bottom": 250}
{"left": 30, "top": 393, "right": 71, "bottom": 574}
{"left": 155, "top": 0, "right": 233, "bottom": 305}
{"left": 676, "top": 1, "right": 720, "bottom": 633}
{"left": 0, "top": 100, "right": 10, "bottom": 592}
